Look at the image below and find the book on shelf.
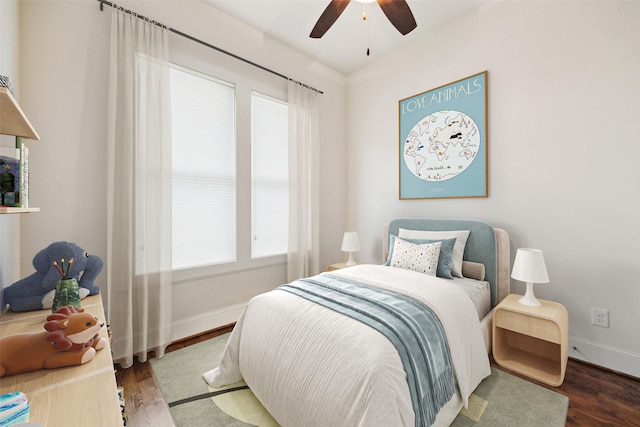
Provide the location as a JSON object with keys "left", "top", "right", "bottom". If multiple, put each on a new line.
{"left": 0, "top": 137, "right": 29, "bottom": 208}
{"left": 0, "top": 156, "right": 20, "bottom": 207}
{"left": 19, "top": 138, "right": 29, "bottom": 208}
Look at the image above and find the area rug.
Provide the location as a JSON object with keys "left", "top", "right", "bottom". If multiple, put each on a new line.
{"left": 150, "top": 333, "right": 568, "bottom": 427}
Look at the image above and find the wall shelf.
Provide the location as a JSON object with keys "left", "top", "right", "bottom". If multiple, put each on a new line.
{"left": 0, "top": 87, "right": 40, "bottom": 140}
{"left": 0, "top": 207, "right": 40, "bottom": 214}
{"left": 0, "top": 86, "right": 39, "bottom": 214}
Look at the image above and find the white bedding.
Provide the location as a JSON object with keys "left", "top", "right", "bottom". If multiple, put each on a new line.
{"left": 450, "top": 276, "right": 491, "bottom": 320}
{"left": 204, "top": 264, "right": 491, "bottom": 427}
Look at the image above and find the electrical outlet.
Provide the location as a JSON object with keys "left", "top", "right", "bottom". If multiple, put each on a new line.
{"left": 591, "top": 307, "right": 609, "bottom": 328}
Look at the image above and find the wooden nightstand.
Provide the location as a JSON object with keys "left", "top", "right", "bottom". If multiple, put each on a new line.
{"left": 492, "top": 293, "right": 569, "bottom": 386}
{"left": 327, "top": 262, "right": 351, "bottom": 271}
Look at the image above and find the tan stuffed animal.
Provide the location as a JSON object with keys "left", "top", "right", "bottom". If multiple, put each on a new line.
{"left": 0, "top": 305, "right": 107, "bottom": 377}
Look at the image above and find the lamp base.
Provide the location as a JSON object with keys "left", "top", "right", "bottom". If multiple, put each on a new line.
{"left": 345, "top": 252, "right": 357, "bottom": 266}
{"left": 519, "top": 282, "right": 541, "bottom": 306}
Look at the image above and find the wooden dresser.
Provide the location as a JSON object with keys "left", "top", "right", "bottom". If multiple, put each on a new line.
{"left": 0, "top": 294, "right": 123, "bottom": 426}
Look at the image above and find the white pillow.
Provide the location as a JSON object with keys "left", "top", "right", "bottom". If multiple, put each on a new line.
{"left": 398, "top": 228, "right": 470, "bottom": 278}
{"left": 389, "top": 238, "right": 441, "bottom": 276}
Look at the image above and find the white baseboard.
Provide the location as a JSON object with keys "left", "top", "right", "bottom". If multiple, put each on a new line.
{"left": 171, "top": 303, "right": 246, "bottom": 342}
{"left": 569, "top": 335, "right": 640, "bottom": 378}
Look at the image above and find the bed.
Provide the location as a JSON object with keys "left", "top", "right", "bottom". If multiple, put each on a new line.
{"left": 204, "top": 218, "right": 510, "bottom": 426}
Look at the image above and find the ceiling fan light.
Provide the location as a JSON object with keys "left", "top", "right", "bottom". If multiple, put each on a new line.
{"left": 354, "top": 0, "right": 376, "bottom": 3}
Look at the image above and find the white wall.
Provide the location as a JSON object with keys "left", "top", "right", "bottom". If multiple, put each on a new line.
{"left": 347, "top": 1, "right": 640, "bottom": 376}
{"left": 17, "top": 0, "right": 347, "bottom": 340}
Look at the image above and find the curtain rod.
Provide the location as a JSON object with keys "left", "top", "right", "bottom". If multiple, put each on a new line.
{"left": 97, "top": 0, "right": 324, "bottom": 95}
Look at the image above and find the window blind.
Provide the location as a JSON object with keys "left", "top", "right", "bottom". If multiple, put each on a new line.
{"left": 170, "top": 65, "right": 236, "bottom": 270}
{"left": 251, "top": 91, "right": 288, "bottom": 259}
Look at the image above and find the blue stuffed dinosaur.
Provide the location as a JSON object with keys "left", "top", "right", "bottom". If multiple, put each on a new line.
{"left": 3, "top": 242, "right": 103, "bottom": 312}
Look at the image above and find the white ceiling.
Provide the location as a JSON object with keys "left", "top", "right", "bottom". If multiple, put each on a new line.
{"left": 204, "top": 0, "right": 490, "bottom": 75}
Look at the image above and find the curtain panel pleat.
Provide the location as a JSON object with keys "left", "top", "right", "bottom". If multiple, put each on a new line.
{"left": 107, "top": 8, "right": 173, "bottom": 368}
{"left": 287, "top": 81, "right": 320, "bottom": 281}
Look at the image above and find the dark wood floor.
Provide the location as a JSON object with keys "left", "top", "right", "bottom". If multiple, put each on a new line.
{"left": 116, "top": 325, "right": 640, "bottom": 427}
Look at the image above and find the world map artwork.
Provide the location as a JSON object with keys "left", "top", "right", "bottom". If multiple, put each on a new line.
{"left": 403, "top": 110, "right": 480, "bottom": 182}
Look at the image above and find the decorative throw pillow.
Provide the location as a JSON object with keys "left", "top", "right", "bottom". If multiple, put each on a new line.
{"left": 398, "top": 229, "right": 470, "bottom": 278}
{"left": 461, "top": 261, "right": 486, "bottom": 281}
{"left": 389, "top": 238, "right": 441, "bottom": 276}
{"left": 386, "top": 235, "right": 456, "bottom": 279}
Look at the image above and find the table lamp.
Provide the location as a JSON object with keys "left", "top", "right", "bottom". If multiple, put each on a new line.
{"left": 341, "top": 232, "right": 361, "bottom": 266}
{"left": 511, "top": 248, "right": 549, "bottom": 306}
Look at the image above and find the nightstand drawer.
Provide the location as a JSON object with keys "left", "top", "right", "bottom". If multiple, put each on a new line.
{"left": 494, "top": 309, "right": 561, "bottom": 344}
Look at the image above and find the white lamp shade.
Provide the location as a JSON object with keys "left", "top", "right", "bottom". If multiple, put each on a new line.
{"left": 511, "top": 248, "right": 549, "bottom": 283}
{"left": 341, "top": 232, "right": 361, "bottom": 252}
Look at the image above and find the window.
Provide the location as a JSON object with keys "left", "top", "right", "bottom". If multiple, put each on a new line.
{"left": 169, "top": 61, "right": 289, "bottom": 277}
{"left": 251, "top": 92, "right": 289, "bottom": 258}
{"left": 170, "top": 65, "right": 236, "bottom": 271}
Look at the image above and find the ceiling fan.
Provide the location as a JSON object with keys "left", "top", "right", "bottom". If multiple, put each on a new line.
{"left": 310, "top": 0, "right": 417, "bottom": 39}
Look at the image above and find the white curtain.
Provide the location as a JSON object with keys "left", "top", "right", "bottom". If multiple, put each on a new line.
{"left": 287, "top": 81, "right": 320, "bottom": 281}
{"left": 106, "top": 8, "right": 173, "bottom": 368}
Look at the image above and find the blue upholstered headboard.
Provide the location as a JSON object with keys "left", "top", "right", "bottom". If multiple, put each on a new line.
{"left": 385, "top": 218, "right": 504, "bottom": 306}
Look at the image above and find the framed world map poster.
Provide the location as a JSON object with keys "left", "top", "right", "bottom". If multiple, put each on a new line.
{"left": 399, "top": 71, "right": 487, "bottom": 199}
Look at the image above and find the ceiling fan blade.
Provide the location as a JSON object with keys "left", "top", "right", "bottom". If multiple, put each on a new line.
{"left": 310, "top": 0, "right": 352, "bottom": 38}
{"left": 377, "top": 0, "right": 417, "bottom": 35}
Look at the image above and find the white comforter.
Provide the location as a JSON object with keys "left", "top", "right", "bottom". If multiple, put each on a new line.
{"left": 203, "top": 264, "right": 490, "bottom": 427}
